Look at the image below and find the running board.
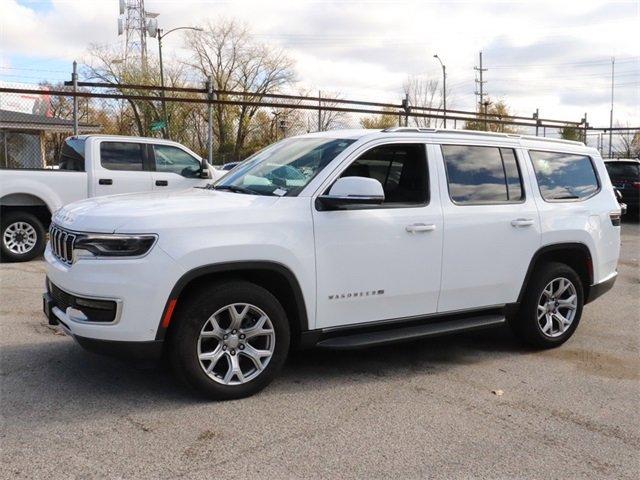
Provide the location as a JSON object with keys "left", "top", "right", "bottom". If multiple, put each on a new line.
{"left": 316, "top": 314, "right": 506, "bottom": 349}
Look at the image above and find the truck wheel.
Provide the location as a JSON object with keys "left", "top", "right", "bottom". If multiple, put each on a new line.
{"left": 1, "top": 211, "right": 46, "bottom": 263}
{"left": 511, "top": 262, "right": 584, "bottom": 349}
{"left": 169, "top": 281, "right": 290, "bottom": 400}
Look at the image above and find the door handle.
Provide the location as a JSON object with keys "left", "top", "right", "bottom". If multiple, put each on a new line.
{"left": 155, "top": 180, "right": 168, "bottom": 186}
{"left": 511, "top": 218, "right": 534, "bottom": 227}
{"left": 98, "top": 178, "right": 113, "bottom": 185}
{"left": 406, "top": 223, "right": 436, "bottom": 233}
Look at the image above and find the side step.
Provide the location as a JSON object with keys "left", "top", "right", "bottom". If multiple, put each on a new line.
{"left": 316, "top": 314, "right": 506, "bottom": 349}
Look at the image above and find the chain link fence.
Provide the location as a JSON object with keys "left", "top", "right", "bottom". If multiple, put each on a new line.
{"left": 1, "top": 82, "right": 637, "bottom": 169}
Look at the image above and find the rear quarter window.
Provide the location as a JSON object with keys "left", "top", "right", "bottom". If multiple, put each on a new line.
{"left": 529, "top": 150, "right": 600, "bottom": 201}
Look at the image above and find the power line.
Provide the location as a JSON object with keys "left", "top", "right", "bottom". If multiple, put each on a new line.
{"left": 488, "top": 57, "right": 637, "bottom": 69}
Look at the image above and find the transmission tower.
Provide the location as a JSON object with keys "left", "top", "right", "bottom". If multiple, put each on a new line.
{"left": 117, "top": 0, "right": 158, "bottom": 68}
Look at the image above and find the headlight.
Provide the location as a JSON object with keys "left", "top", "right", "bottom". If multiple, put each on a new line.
{"left": 73, "top": 234, "right": 157, "bottom": 260}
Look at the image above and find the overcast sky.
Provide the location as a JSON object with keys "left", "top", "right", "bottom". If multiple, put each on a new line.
{"left": 1, "top": 0, "right": 638, "bottom": 127}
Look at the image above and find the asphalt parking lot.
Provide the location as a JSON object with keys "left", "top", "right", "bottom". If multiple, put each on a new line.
{"left": 1, "top": 221, "right": 638, "bottom": 479}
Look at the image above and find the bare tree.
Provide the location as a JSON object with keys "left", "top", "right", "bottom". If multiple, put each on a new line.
{"left": 403, "top": 76, "right": 442, "bottom": 128}
{"left": 614, "top": 123, "right": 640, "bottom": 158}
{"left": 84, "top": 43, "right": 158, "bottom": 136}
{"left": 185, "top": 19, "right": 295, "bottom": 161}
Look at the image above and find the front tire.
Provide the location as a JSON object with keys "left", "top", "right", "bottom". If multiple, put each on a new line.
{"left": 1, "top": 211, "right": 46, "bottom": 263}
{"left": 511, "top": 262, "right": 584, "bottom": 349}
{"left": 169, "top": 281, "right": 290, "bottom": 400}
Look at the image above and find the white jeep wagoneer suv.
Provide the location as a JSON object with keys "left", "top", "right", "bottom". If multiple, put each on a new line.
{"left": 43, "top": 128, "right": 621, "bottom": 399}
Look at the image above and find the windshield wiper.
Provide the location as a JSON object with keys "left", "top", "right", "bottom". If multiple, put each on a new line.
{"left": 212, "top": 184, "right": 259, "bottom": 195}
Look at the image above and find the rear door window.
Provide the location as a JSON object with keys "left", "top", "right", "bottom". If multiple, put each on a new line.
{"left": 100, "top": 142, "right": 144, "bottom": 171}
{"left": 441, "top": 145, "right": 523, "bottom": 204}
{"left": 529, "top": 151, "right": 599, "bottom": 201}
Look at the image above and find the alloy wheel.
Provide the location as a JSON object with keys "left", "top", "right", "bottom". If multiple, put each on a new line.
{"left": 197, "top": 303, "right": 276, "bottom": 385}
{"left": 536, "top": 277, "right": 578, "bottom": 338}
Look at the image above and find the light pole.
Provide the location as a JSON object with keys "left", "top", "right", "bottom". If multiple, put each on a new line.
{"left": 148, "top": 25, "right": 203, "bottom": 136}
{"left": 433, "top": 54, "right": 446, "bottom": 128}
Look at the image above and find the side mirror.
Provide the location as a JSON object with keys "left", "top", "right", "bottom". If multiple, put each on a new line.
{"left": 316, "top": 176, "right": 385, "bottom": 211}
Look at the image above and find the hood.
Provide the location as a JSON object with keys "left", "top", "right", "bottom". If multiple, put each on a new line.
{"left": 53, "top": 188, "right": 281, "bottom": 233}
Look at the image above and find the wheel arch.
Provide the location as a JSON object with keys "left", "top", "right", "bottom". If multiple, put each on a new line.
{"left": 156, "top": 261, "right": 309, "bottom": 346}
{"left": 1, "top": 193, "right": 53, "bottom": 228}
{"left": 517, "top": 243, "right": 594, "bottom": 305}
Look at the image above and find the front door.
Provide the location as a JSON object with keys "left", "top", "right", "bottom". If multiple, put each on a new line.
{"left": 435, "top": 144, "right": 541, "bottom": 312}
{"left": 312, "top": 142, "right": 443, "bottom": 329}
{"left": 150, "top": 144, "right": 207, "bottom": 190}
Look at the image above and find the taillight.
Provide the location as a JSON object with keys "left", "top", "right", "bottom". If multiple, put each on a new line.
{"left": 633, "top": 182, "right": 640, "bottom": 190}
{"left": 609, "top": 211, "right": 621, "bottom": 226}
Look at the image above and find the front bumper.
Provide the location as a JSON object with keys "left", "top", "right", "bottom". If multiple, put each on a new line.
{"left": 43, "top": 242, "right": 185, "bottom": 353}
{"left": 43, "top": 291, "right": 164, "bottom": 361}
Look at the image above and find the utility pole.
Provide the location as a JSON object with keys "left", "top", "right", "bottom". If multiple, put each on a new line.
{"left": 72, "top": 60, "right": 78, "bottom": 136}
{"left": 608, "top": 57, "right": 615, "bottom": 158}
{"left": 474, "top": 51, "right": 487, "bottom": 130}
{"left": 533, "top": 108, "right": 540, "bottom": 136}
{"left": 148, "top": 25, "right": 202, "bottom": 137}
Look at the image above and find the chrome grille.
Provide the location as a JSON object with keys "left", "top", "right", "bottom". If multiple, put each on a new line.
{"left": 49, "top": 225, "right": 76, "bottom": 265}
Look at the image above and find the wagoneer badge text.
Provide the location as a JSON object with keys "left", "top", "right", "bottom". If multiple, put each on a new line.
{"left": 329, "top": 290, "right": 385, "bottom": 300}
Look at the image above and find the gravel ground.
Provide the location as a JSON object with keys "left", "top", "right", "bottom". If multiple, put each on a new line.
{"left": 1, "top": 221, "right": 638, "bottom": 479}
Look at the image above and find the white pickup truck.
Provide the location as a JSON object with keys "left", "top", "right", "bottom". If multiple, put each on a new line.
{"left": 1, "top": 135, "right": 224, "bottom": 262}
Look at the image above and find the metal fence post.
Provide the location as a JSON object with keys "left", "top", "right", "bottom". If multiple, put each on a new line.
{"left": 206, "top": 76, "right": 214, "bottom": 167}
{"left": 317, "top": 90, "right": 322, "bottom": 132}
{"left": 72, "top": 61, "right": 78, "bottom": 136}
{"left": 583, "top": 113, "right": 588, "bottom": 144}
{"left": 402, "top": 94, "right": 410, "bottom": 127}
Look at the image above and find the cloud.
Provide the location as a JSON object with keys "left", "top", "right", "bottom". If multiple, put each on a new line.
{"left": 0, "top": 0, "right": 638, "bottom": 126}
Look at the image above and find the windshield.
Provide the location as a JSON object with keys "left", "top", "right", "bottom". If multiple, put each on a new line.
{"left": 214, "top": 137, "right": 356, "bottom": 196}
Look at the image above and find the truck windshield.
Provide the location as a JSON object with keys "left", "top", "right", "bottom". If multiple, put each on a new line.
{"left": 214, "top": 137, "right": 356, "bottom": 196}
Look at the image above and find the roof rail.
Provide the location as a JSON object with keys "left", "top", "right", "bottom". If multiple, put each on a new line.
{"left": 382, "top": 127, "right": 437, "bottom": 133}
{"left": 380, "top": 127, "right": 585, "bottom": 146}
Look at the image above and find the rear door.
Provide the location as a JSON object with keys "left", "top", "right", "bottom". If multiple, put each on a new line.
{"left": 435, "top": 144, "right": 541, "bottom": 312}
{"left": 93, "top": 141, "right": 153, "bottom": 196}
{"left": 150, "top": 144, "right": 206, "bottom": 190}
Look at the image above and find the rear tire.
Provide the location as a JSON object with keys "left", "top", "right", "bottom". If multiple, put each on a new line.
{"left": 1, "top": 211, "right": 46, "bottom": 263}
{"left": 169, "top": 280, "right": 290, "bottom": 400}
{"left": 510, "top": 262, "right": 584, "bottom": 349}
